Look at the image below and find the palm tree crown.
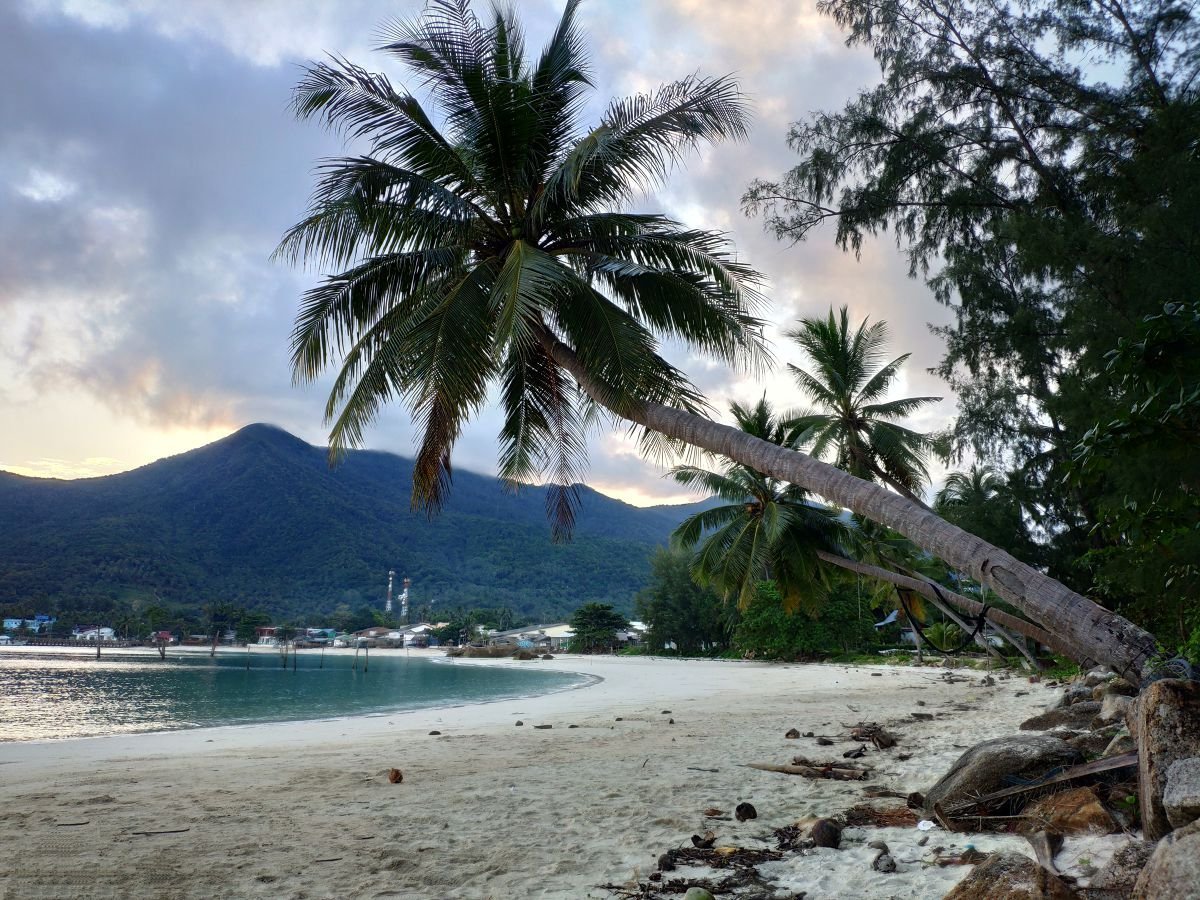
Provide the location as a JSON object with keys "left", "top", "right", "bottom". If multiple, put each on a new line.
{"left": 671, "top": 397, "right": 848, "bottom": 611}
{"left": 277, "top": 0, "right": 766, "bottom": 537}
{"left": 785, "top": 306, "right": 941, "bottom": 503}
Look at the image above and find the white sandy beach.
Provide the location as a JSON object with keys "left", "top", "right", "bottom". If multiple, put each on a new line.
{"left": 0, "top": 652, "right": 1130, "bottom": 899}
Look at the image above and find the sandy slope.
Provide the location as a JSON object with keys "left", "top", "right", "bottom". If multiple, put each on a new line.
{"left": 0, "top": 653, "right": 1127, "bottom": 899}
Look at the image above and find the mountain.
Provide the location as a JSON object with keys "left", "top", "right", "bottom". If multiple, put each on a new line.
{"left": 0, "top": 424, "right": 710, "bottom": 621}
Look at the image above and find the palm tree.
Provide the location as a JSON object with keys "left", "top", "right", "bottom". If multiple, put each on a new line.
{"left": 278, "top": 0, "right": 1156, "bottom": 680}
{"left": 671, "top": 397, "right": 849, "bottom": 611}
{"left": 786, "top": 307, "right": 941, "bottom": 504}
{"left": 935, "top": 464, "right": 1037, "bottom": 561}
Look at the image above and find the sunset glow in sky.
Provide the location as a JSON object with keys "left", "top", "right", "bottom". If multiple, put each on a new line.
{"left": 1, "top": 0, "right": 955, "bottom": 505}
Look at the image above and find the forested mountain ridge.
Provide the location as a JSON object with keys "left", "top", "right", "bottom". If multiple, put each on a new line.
{"left": 0, "top": 424, "right": 704, "bottom": 621}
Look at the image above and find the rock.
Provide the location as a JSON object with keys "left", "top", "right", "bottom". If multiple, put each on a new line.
{"left": 867, "top": 840, "right": 889, "bottom": 852}
{"left": 1094, "top": 679, "right": 1138, "bottom": 701}
{"left": 735, "top": 802, "right": 757, "bottom": 822}
{"left": 1163, "top": 756, "right": 1200, "bottom": 830}
{"left": 816, "top": 736, "right": 834, "bottom": 746}
{"left": 387, "top": 768, "right": 403, "bottom": 784}
{"left": 1136, "top": 679, "right": 1200, "bottom": 840}
{"left": 541, "top": 654, "right": 554, "bottom": 660}
{"left": 923, "top": 735, "right": 1084, "bottom": 817}
{"left": 661, "top": 710, "right": 671, "bottom": 714}
{"left": 1064, "top": 725, "right": 1121, "bottom": 757}
{"left": 1095, "top": 693, "right": 1134, "bottom": 726}
{"left": 872, "top": 852, "right": 897, "bottom": 873}
{"left": 568, "top": 724, "right": 579, "bottom": 728}
{"left": 1021, "top": 702, "right": 1102, "bottom": 731}
{"left": 785, "top": 728, "right": 801, "bottom": 739}
{"left": 1087, "top": 840, "right": 1155, "bottom": 900}
{"left": 428, "top": 730, "right": 441, "bottom": 736}
{"left": 1020, "top": 786, "right": 1117, "bottom": 835}
{"left": 668, "top": 718, "right": 674, "bottom": 724}
{"left": 657, "top": 853, "right": 675, "bottom": 872}
{"left": 1104, "top": 727, "right": 1135, "bottom": 757}
{"left": 533, "top": 724, "right": 552, "bottom": 729}
{"left": 1046, "top": 685, "right": 1092, "bottom": 711}
{"left": 1132, "top": 819, "right": 1200, "bottom": 899}
{"left": 515, "top": 720, "right": 523, "bottom": 726}
{"left": 683, "top": 890, "right": 716, "bottom": 900}
{"left": 810, "top": 818, "right": 841, "bottom": 849}
{"left": 942, "top": 852, "right": 1078, "bottom": 900}
{"left": 690, "top": 830, "right": 716, "bottom": 849}
{"left": 1084, "top": 666, "right": 1116, "bottom": 687}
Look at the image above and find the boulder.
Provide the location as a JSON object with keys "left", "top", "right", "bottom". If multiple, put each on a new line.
{"left": 1047, "top": 685, "right": 1093, "bottom": 711}
{"left": 924, "top": 735, "right": 1084, "bottom": 817}
{"left": 1163, "top": 756, "right": 1200, "bottom": 830}
{"left": 1020, "top": 786, "right": 1117, "bottom": 835}
{"left": 1095, "top": 693, "right": 1133, "bottom": 727}
{"left": 683, "top": 890, "right": 716, "bottom": 900}
{"left": 1086, "top": 840, "right": 1156, "bottom": 900}
{"left": 1104, "top": 727, "right": 1135, "bottom": 758}
{"left": 1132, "top": 819, "right": 1200, "bottom": 899}
{"left": 1021, "top": 702, "right": 1102, "bottom": 731}
{"left": 1065, "top": 725, "right": 1121, "bottom": 757}
{"left": 1084, "top": 667, "right": 1116, "bottom": 687}
{"left": 1135, "top": 679, "right": 1200, "bottom": 840}
{"left": 942, "top": 852, "right": 1078, "bottom": 900}
{"left": 1093, "top": 679, "right": 1138, "bottom": 701}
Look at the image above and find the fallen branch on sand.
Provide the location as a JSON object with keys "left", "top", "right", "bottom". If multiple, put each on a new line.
{"left": 745, "top": 762, "right": 869, "bottom": 781}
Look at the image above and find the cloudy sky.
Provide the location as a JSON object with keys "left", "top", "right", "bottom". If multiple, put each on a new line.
{"left": 0, "top": 0, "right": 955, "bottom": 506}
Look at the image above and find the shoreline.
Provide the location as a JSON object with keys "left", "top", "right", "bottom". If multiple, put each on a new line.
{"left": 0, "top": 655, "right": 1132, "bottom": 899}
{"left": 0, "top": 646, "right": 602, "bottom": 747}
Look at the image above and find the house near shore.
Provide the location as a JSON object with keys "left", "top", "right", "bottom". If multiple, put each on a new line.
{"left": 488, "top": 623, "right": 576, "bottom": 651}
{"left": 3, "top": 615, "right": 56, "bottom": 634}
{"left": 73, "top": 626, "right": 115, "bottom": 642}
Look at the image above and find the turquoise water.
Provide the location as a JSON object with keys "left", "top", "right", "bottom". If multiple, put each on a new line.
{"left": 0, "top": 651, "right": 586, "bottom": 741}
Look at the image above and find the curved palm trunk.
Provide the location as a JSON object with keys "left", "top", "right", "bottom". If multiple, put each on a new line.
{"left": 541, "top": 334, "right": 1157, "bottom": 682}
{"left": 813, "top": 550, "right": 1067, "bottom": 660}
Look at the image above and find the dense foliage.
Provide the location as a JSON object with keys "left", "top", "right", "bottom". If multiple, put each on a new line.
{"left": 634, "top": 548, "right": 734, "bottom": 654}
{"left": 746, "top": 0, "right": 1200, "bottom": 650}
{"left": 0, "top": 424, "right": 703, "bottom": 625}
{"left": 732, "top": 582, "right": 879, "bottom": 660}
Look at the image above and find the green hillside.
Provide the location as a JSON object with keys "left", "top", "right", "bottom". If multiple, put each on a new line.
{"left": 0, "top": 424, "right": 705, "bottom": 622}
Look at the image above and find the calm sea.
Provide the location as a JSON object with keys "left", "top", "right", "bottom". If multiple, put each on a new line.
{"left": 0, "top": 650, "right": 586, "bottom": 741}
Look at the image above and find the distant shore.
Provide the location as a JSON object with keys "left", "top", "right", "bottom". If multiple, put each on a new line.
{"left": 0, "top": 654, "right": 1129, "bottom": 899}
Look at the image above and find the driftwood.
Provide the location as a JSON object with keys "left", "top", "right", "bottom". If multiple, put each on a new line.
{"left": 844, "top": 804, "right": 919, "bottom": 827}
{"left": 745, "top": 762, "right": 869, "bottom": 781}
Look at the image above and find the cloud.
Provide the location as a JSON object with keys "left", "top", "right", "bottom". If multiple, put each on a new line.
{"left": 2, "top": 0, "right": 960, "bottom": 507}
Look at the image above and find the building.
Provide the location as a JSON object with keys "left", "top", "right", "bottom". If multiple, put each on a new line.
{"left": 73, "top": 626, "right": 115, "bottom": 642}
{"left": 3, "top": 615, "right": 56, "bottom": 634}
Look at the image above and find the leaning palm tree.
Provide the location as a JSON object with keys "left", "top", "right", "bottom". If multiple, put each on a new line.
{"left": 786, "top": 306, "right": 941, "bottom": 504}
{"left": 278, "top": 0, "right": 1156, "bottom": 680}
{"left": 671, "top": 398, "right": 849, "bottom": 611}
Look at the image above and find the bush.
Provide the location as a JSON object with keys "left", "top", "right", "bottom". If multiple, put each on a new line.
{"left": 733, "top": 582, "right": 879, "bottom": 660}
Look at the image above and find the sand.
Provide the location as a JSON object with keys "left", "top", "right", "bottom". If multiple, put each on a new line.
{"left": 0, "top": 652, "right": 1131, "bottom": 899}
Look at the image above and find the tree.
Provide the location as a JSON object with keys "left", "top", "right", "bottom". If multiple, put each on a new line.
{"left": 744, "top": 0, "right": 1200, "bottom": 652}
{"left": 732, "top": 581, "right": 877, "bottom": 659}
{"left": 786, "top": 307, "right": 941, "bottom": 503}
{"left": 567, "top": 602, "right": 628, "bottom": 653}
{"left": 279, "top": 0, "right": 1157, "bottom": 679}
{"left": 935, "top": 465, "right": 1037, "bottom": 563}
{"left": 234, "top": 610, "right": 271, "bottom": 646}
{"left": 635, "top": 547, "right": 734, "bottom": 655}
{"left": 672, "top": 397, "right": 849, "bottom": 610}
